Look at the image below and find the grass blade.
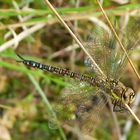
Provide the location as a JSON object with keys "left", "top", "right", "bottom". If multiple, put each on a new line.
{"left": 28, "top": 73, "right": 67, "bottom": 140}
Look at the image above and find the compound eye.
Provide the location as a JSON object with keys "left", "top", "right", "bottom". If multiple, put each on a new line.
{"left": 130, "top": 93, "right": 135, "bottom": 101}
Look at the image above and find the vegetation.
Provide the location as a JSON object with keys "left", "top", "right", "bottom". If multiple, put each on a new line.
{"left": 0, "top": 0, "right": 140, "bottom": 140}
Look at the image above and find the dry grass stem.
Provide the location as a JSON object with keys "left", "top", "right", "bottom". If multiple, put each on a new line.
{"left": 50, "top": 44, "right": 79, "bottom": 59}
{"left": 44, "top": 0, "right": 140, "bottom": 126}
{"left": 121, "top": 92, "right": 140, "bottom": 140}
{"left": 0, "top": 104, "right": 11, "bottom": 110}
{"left": 0, "top": 9, "right": 139, "bottom": 31}
{"left": 44, "top": 0, "right": 106, "bottom": 78}
{"left": 0, "top": 23, "right": 46, "bottom": 52}
{"left": 108, "top": 99, "right": 122, "bottom": 139}
{"left": 124, "top": 103, "right": 140, "bottom": 125}
{"left": 97, "top": 0, "right": 140, "bottom": 126}
{"left": 96, "top": 0, "right": 140, "bottom": 80}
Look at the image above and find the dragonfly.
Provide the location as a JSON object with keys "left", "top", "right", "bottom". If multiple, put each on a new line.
{"left": 16, "top": 18, "right": 140, "bottom": 132}
{"left": 16, "top": 53, "right": 135, "bottom": 112}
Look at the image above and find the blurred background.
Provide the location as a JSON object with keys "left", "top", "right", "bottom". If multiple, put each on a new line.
{"left": 0, "top": 0, "right": 140, "bottom": 140}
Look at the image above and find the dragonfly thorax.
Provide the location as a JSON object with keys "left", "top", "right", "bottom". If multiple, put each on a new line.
{"left": 111, "top": 81, "right": 135, "bottom": 111}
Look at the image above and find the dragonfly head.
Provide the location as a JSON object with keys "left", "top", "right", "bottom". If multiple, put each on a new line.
{"left": 123, "top": 87, "right": 135, "bottom": 105}
{"left": 112, "top": 81, "right": 135, "bottom": 105}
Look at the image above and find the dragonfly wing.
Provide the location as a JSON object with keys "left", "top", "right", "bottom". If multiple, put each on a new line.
{"left": 85, "top": 26, "right": 121, "bottom": 79}
{"left": 54, "top": 79, "right": 98, "bottom": 119}
{"left": 121, "top": 18, "right": 140, "bottom": 51}
{"left": 50, "top": 78, "right": 112, "bottom": 135}
{"left": 85, "top": 18, "right": 140, "bottom": 80}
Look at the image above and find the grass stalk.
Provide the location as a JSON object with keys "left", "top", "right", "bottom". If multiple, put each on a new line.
{"left": 28, "top": 73, "right": 67, "bottom": 140}
{"left": 44, "top": 0, "right": 106, "bottom": 78}
{"left": 125, "top": 103, "right": 140, "bottom": 125}
{"left": 0, "top": 104, "right": 11, "bottom": 110}
{"left": 44, "top": 0, "right": 140, "bottom": 126}
{"left": 96, "top": 0, "right": 140, "bottom": 80}
{"left": 96, "top": 0, "right": 140, "bottom": 125}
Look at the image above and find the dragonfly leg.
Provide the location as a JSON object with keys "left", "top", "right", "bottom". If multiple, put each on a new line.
{"left": 113, "top": 100, "right": 118, "bottom": 112}
{"left": 120, "top": 101, "right": 128, "bottom": 112}
{"left": 113, "top": 101, "right": 119, "bottom": 112}
{"left": 113, "top": 99, "right": 125, "bottom": 112}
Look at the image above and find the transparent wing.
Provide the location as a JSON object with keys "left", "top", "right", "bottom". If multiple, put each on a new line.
{"left": 54, "top": 78, "right": 99, "bottom": 119}
{"left": 85, "top": 29, "right": 124, "bottom": 80}
{"left": 121, "top": 18, "right": 140, "bottom": 51}
{"left": 84, "top": 18, "right": 140, "bottom": 80}
{"left": 49, "top": 77, "right": 112, "bottom": 134}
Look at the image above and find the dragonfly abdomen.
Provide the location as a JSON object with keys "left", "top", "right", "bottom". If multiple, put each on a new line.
{"left": 17, "top": 54, "right": 101, "bottom": 86}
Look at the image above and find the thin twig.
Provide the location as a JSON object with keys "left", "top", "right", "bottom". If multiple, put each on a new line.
{"left": 50, "top": 44, "right": 79, "bottom": 59}
{"left": 96, "top": 0, "right": 140, "bottom": 80}
{"left": 96, "top": 0, "right": 140, "bottom": 126}
{"left": 124, "top": 103, "right": 140, "bottom": 125}
{"left": 0, "top": 8, "right": 139, "bottom": 31}
{"left": 70, "top": 0, "right": 80, "bottom": 70}
{"left": 89, "top": 17, "right": 111, "bottom": 34}
{"left": 108, "top": 99, "right": 122, "bottom": 140}
{"left": 50, "top": 17, "right": 110, "bottom": 59}
{"left": 44, "top": 0, "right": 106, "bottom": 78}
{"left": 121, "top": 92, "right": 140, "bottom": 140}
{"left": 0, "top": 23, "right": 46, "bottom": 52}
{"left": 12, "top": 0, "right": 28, "bottom": 31}
{"left": 89, "top": 16, "right": 122, "bottom": 139}
{"left": 44, "top": 0, "right": 140, "bottom": 126}
{"left": 0, "top": 104, "right": 11, "bottom": 110}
